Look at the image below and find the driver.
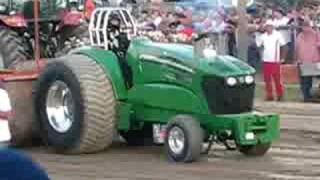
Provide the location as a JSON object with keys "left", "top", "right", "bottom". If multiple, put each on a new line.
{"left": 107, "top": 13, "right": 130, "bottom": 54}
{"left": 108, "top": 13, "right": 122, "bottom": 50}
{"left": 107, "top": 13, "right": 132, "bottom": 88}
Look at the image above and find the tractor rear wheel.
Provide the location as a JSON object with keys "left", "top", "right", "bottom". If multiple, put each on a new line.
{"left": 0, "top": 29, "right": 28, "bottom": 68}
{"left": 238, "top": 143, "right": 271, "bottom": 156}
{"left": 34, "top": 54, "right": 116, "bottom": 154}
{"left": 165, "top": 115, "right": 203, "bottom": 163}
{"left": 56, "top": 23, "right": 90, "bottom": 57}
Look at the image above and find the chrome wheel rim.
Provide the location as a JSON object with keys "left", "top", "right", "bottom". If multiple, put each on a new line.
{"left": 46, "top": 81, "right": 74, "bottom": 133}
{"left": 168, "top": 126, "right": 185, "bottom": 154}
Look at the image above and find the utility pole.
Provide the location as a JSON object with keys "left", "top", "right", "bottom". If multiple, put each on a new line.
{"left": 237, "top": 0, "right": 249, "bottom": 61}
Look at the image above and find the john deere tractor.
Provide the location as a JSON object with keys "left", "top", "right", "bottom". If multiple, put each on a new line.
{"left": 32, "top": 8, "right": 280, "bottom": 162}
{"left": 0, "top": 0, "right": 110, "bottom": 69}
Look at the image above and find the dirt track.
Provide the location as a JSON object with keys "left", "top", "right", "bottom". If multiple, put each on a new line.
{"left": 23, "top": 103, "right": 320, "bottom": 180}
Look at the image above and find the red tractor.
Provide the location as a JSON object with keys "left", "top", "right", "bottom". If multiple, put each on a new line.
{"left": 0, "top": 0, "right": 112, "bottom": 145}
{"left": 0, "top": 0, "right": 108, "bottom": 69}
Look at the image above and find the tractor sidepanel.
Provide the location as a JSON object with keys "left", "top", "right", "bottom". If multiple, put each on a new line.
{"left": 75, "top": 49, "right": 128, "bottom": 100}
{"left": 128, "top": 83, "right": 206, "bottom": 114}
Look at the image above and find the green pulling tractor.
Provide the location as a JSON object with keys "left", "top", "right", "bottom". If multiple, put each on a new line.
{"left": 30, "top": 7, "right": 280, "bottom": 162}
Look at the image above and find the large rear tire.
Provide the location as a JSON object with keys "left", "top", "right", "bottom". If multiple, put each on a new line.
{"left": 56, "top": 23, "right": 90, "bottom": 57}
{"left": 34, "top": 54, "right": 116, "bottom": 154}
{"left": 0, "top": 29, "right": 28, "bottom": 69}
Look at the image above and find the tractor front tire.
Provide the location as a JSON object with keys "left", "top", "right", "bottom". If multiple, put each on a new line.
{"left": 34, "top": 54, "right": 116, "bottom": 154}
{"left": 165, "top": 115, "right": 203, "bottom": 163}
{"left": 0, "top": 29, "right": 28, "bottom": 68}
{"left": 238, "top": 143, "right": 271, "bottom": 157}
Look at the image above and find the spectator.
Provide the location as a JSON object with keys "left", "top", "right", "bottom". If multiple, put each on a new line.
{"left": 151, "top": 10, "right": 163, "bottom": 29}
{"left": 0, "top": 79, "right": 11, "bottom": 144}
{"left": 272, "top": 8, "right": 291, "bottom": 62}
{"left": 0, "top": 80, "right": 11, "bottom": 120}
{"left": 256, "top": 20, "right": 286, "bottom": 101}
{"left": 0, "top": 149, "right": 50, "bottom": 180}
{"left": 247, "top": 15, "right": 262, "bottom": 69}
{"left": 295, "top": 20, "right": 320, "bottom": 102}
{"left": 206, "top": 12, "right": 227, "bottom": 33}
{"left": 225, "top": 7, "right": 239, "bottom": 57}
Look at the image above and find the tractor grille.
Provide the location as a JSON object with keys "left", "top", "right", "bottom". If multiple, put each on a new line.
{"left": 202, "top": 76, "right": 255, "bottom": 114}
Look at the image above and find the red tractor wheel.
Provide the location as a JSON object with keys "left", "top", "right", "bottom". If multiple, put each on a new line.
{"left": 56, "top": 22, "right": 90, "bottom": 57}
{"left": 0, "top": 29, "right": 28, "bottom": 69}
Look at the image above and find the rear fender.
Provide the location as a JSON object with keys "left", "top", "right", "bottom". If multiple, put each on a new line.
{"left": 0, "top": 14, "right": 27, "bottom": 28}
{"left": 73, "top": 47, "right": 128, "bottom": 100}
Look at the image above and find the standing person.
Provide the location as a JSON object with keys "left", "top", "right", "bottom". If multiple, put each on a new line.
{"left": 256, "top": 20, "right": 287, "bottom": 101}
{"left": 0, "top": 79, "right": 49, "bottom": 179}
{"left": 0, "top": 149, "right": 50, "bottom": 180}
{"left": 272, "top": 8, "right": 291, "bottom": 63}
{"left": 247, "top": 15, "right": 263, "bottom": 70}
{"left": 225, "top": 7, "right": 239, "bottom": 57}
{"left": 295, "top": 20, "right": 320, "bottom": 102}
{"left": 0, "top": 79, "right": 11, "bottom": 144}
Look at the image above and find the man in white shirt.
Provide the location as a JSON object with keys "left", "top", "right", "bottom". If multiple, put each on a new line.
{"left": 272, "top": 9, "right": 291, "bottom": 62}
{"left": 256, "top": 20, "right": 286, "bottom": 101}
{"left": 0, "top": 79, "right": 11, "bottom": 143}
{"left": 272, "top": 9, "right": 291, "bottom": 45}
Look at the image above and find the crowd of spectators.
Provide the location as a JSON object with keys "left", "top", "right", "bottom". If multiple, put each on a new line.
{"left": 247, "top": 3, "right": 320, "bottom": 66}
{"left": 246, "top": 2, "right": 320, "bottom": 102}
{"left": 133, "top": 2, "right": 239, "bottom": 53}
{"left": 129, "top": 1, "right": 320, "bottom": 57}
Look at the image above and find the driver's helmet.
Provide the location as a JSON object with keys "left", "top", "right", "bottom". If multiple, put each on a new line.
{"left": 109, "top": 13, "right": 121, "bottom": 29}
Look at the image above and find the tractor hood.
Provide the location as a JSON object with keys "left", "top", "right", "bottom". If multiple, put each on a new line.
{"left": 132, "top": 37, "right": 255, "bottom": 77}
{"left": 198, "top": 55, "right": 256, "bottom": 77}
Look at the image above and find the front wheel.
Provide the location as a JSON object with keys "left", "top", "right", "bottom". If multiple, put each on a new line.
{"left": 238, "top": 143, "right": 271, "bottom": 156}
{"left": 165, "top": 115, "right": 203, "bottom": 163}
